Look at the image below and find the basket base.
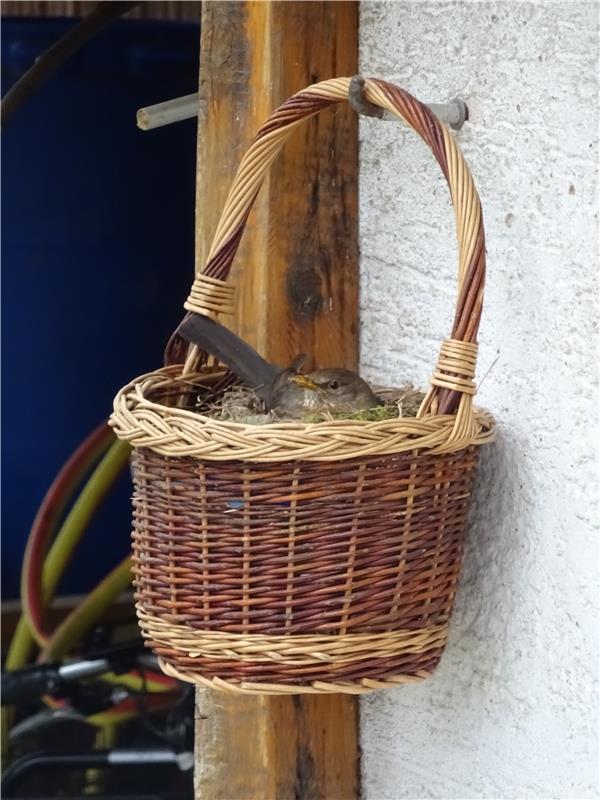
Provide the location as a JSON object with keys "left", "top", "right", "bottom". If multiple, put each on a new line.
{"left": 158, "top": 657, "right": 432, "bottom": 695}
{"left": 138, "top": 609, "right": 447, "bottom": 692}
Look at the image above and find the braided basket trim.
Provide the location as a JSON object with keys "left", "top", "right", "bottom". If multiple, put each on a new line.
{"left": 137, "top": 609, "right": 448, "bottom": 666}
{"left": 110, "top": 365, "right": 494, "bottom": 462}
{"left": 158, "top": 657, "right": 432, "bottom": 695}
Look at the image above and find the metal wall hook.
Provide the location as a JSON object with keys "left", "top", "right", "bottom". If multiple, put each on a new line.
{"left": 349, "top": 75, "right": 468, "bottom": 131}
{"left": 137, "top": 80, "right": 468, "bottom": 132}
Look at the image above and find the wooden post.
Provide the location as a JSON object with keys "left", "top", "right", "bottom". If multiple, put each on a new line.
{"left": 194, "top": 3, "right": 360, "bottom": 799}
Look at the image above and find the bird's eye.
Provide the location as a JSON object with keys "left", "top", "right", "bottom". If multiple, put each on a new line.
{"left": 328, "top": 380, "right": 339, "bottom": 390}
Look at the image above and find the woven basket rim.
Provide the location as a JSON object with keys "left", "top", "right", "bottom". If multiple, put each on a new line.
{"left": 110, "top": 365, "right": 495, "bottom": 462}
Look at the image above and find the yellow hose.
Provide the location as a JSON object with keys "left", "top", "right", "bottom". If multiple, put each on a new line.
{"left": 2, "top": 439, "right": 176, "bottom": 733}
{"left": 4, "top": 617, "right": 33, "bottom": 672}
{"left": 41, "top": 556, "right": 132, "bottom": 662}
{"left": 7, "top": 440, "right": 131, "bottom": 669}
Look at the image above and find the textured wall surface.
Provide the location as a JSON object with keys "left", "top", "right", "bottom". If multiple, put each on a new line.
{"left": 358, "top": 2, "right": 599, "bottom": 799}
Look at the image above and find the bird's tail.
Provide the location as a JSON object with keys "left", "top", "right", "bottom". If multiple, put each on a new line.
{"left": 177, "top": 313, "right": 279, "bottom": 401}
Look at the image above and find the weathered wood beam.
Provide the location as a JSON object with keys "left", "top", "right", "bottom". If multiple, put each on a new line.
{"left": 195, "top": 0, "right": 359, "bottom": 372}
{"left": 194, "top": 2, "right": 360, "bottom": 799}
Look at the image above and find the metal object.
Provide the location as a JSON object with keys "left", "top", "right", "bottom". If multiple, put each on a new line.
{"left": 137, "top": 78, "right": 468, "bottom": 132}
{"left": 59, "top": 657, "right": 109, "bottom": 681}
{"left": 108, "top": 749, "right": 193, "bottom": 771}
{"left": 9, "top": 708, "right": 85, "bottom": 743}
{"left": 1, "top": 749, "right": 187, "bottom": 796}
{"left": 348, "top": 75, "right": 468, "bottom": 130}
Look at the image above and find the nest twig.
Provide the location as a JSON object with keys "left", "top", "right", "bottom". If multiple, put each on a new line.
{"left": 192, "top": 382, "right": 425, "bottom": 424}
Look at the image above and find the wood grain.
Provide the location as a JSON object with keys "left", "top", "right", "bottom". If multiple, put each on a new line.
{"left": 195, "top": 1, "right": 359, "bottom": 373}
{"left": 196, "top": 692, "right": 359, "bottom": 800}
{"left": 193, "top": 3, "right": 359, "bottom": 798}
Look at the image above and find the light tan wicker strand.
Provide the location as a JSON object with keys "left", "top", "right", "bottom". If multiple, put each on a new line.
{"left": 184, "top": 274, "right": 235, "bottom": 318}
{"left": 137, "top": 610, "right": 448, "bottom": 665}
{"left": 157, "top": 658, "right": 432, "bottom": 695}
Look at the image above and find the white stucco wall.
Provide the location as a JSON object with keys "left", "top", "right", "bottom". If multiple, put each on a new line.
{"left": 358, "top": 2, "right": 599, "bottom": 799}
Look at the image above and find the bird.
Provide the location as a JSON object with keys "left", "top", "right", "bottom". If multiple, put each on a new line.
{"left": 272, "top": 367, "right": 383, "bottom": 417}
{"left": 174, "top": 313, "right": 383, "bottom": 419}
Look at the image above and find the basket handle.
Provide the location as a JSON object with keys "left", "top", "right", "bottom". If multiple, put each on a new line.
{"left": 181, "top": 77, "right": 486, "bottom": 421}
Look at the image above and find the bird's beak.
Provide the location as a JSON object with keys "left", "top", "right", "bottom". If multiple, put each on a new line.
{"left": 290, "top": 374, "right": 320, "bottom": 391}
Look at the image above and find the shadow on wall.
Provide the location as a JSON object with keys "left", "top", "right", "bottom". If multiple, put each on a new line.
{"left": 440, "top": 423, "right": 539, "bottom": 709}
{"left": 357, "top": 426, "right": 540, "bottom": 799}
{"left": 364, "top": 423, "right": 536, "bottom": 721}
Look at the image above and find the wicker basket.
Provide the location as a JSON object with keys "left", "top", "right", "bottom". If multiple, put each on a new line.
{"left": 111, "top": 77, "right": 495, "bottom": 695}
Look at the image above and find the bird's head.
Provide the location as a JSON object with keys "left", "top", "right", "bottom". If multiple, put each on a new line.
{"left": 270, "top": 364, "right": 382, "bottom": 417}
{"left": 293, "top": 368, "right": 383, "bottom": 413}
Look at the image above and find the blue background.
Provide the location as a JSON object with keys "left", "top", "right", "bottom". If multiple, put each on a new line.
{"left": 2, "top": 18, "right": 200, "bottom": 597}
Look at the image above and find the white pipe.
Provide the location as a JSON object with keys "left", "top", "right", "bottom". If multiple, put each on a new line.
{"left": 136, "top": 92, "right": 199, "bottom": 131}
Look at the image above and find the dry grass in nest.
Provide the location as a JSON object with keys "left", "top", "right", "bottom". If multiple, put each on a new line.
{"left": 194, "top": 382, "right": 426, "bottom": 424}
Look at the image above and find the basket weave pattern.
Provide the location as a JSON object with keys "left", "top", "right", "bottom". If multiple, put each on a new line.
{"left": 111, "top": 77, "right": 494, "bottom": 694}
{"left": 132, "top": 447, "right": 479, "bottom": 691}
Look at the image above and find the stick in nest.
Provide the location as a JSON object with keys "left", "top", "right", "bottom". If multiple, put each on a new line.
{"left": 195, "top": 383, "right": 425, "bottom": 424}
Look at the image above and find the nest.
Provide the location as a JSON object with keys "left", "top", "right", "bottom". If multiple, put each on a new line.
{"left": 194, "top": 381, "right": 426, "bottom": 425}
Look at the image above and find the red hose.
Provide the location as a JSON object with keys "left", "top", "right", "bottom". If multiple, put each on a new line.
{"left": 20, "top": 422, "right": 115, "bottom": 646}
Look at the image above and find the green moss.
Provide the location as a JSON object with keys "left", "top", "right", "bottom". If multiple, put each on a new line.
{"left": 304, "top": 405, "right": 400, "bottom": 424}
{"left": 302, "top": 392, "right": 426, "bottom": 424}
